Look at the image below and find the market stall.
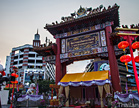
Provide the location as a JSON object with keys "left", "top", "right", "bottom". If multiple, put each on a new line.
{"left": 58, "top": 70, "right": 111, "bottom": 108}
{"left": 114, "top": 92, "right": 139, "bottom": 103}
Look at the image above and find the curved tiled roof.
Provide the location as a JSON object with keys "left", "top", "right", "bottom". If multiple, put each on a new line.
{"left": 33, "top": 43, "right": 57, "bottom": 56}
{"left": 44, "top": 4, "right": 120, "bottom": 35}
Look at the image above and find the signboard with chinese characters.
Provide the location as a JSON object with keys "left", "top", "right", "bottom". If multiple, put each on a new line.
{"left": 66, "top": 32, "right": 100, "bottom": 52}
{"left": 60, "top": 30, "right": 108, "bottom": 59}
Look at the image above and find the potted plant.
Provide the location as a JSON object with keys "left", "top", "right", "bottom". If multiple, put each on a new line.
{"left": 106, "top": 93, "right": 113, "bottom": 108}
{"left": 39, "top": 99, "right": 46, "bottom": 108}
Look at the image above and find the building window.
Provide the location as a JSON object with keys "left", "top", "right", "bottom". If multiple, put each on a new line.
{"left": 20, "top": 55, "right": 23, "bottom": 58}
{"left": 18, "top": 66, "right": 22, "bottom": 69}
{"left": 28, "top": 65, "right": 34, "bottom": 68}
{"left": 29, "top": 54, "right": 35, "bottom": 57}
{"left": 36, "top": 60, "right": 43, "bottom": 63}
{"left": 20, "top": 49, "right": 24, "bottom": 52}
{"left": 14, "top": 56, "right": 18, "bottom": 59}
{"left": 36, "top": 66, "right": 42, "bottom": 69}
{"left": 19, "top": 60, "right": 23, "bottom": 64}
{"left": 29, "top": 48, "right": 33, "bottom": 51}
{"left": 13, "top": 61, "right": 18, "bottom": 65}
{"left": 36, "top": 54, "right": 41, "bottom": 57}
{"left": 28, "top": 60, "right": 35, "bottom": 63}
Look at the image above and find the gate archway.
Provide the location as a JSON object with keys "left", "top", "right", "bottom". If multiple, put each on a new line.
{"left": 34, "top": 4, "right": 123, "bottom": 92}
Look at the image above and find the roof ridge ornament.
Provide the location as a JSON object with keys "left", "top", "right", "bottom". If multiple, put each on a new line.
{"left": 44, "top": 4, "right": 120, "bottom": 33}
{"left": 60, "top": 4, "right": 110, "bottom": 23}
{"left": 77, "top": 5, "right": 87, "bottom": 18}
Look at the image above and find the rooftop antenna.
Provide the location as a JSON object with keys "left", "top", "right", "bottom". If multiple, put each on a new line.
{"left": 37, "top": 29, "right": 38, "bottom": 34}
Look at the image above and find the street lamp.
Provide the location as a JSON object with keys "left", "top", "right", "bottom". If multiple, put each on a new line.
{"left": 10, "top": 66, "right": 19, "bottom": 108}
{"left": 126, "top": 74, "right": 132, "bottom": 94}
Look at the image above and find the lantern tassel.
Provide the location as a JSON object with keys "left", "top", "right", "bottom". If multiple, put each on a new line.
{"left": 123, "top": 48, "right": 125, "bottom": 52}
{"left": 125, "top": 62, "right": 128, "bottom": 71}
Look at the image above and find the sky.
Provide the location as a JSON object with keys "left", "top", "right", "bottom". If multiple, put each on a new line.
{"left": 0, "top": 0, "right": 139, "bottom": 73}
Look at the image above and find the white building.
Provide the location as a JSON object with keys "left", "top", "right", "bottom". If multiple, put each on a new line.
{"left": 5, "top": 55, "right": 11, "bottom": 75}
{"left": 5, "top": 30, "right": 55, "bottom": 84}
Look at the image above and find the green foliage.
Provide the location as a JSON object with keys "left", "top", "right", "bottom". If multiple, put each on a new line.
{"left": 37, "top": 79, "right": 55, "bottom": 94}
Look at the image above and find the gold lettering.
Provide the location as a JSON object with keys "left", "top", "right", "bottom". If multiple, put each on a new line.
{"left": 67, "top": 34, "right": 99, "bottom": 52}
{"left": 95, "top": 36, "right": 98, "bottom": 41}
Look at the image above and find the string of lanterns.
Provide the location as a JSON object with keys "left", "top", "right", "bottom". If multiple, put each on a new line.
{"left": 132, "top": 41, "right": 139, "bottom": 63}
{"left": 118, "top": 40, "right": 139, "bottom": 71}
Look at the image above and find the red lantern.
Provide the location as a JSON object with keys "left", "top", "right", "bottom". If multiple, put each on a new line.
{"left": 120, "top": 55, "right": 131, "bottom": 63}
{"left": 11, "top": 73, "right": 19, "bottom": 78}
{"left": 132, "top": 41, "right": 139, "bottom": 50}
{"left": 120, "top": 55, "right": 131, "bottom": 71}
{"left": 118, "top": 41, "right": 129, "bottom": 52}
{"left": 11, "top": 73, "right": 19, "bottom": 84}
{"left": 134, "top": 56, "right": 139, "bottom": 63}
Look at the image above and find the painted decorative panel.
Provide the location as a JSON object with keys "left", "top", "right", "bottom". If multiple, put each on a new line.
{"left": 66, "top": 32, "right": 100, "bottom": 52}
{"left": 61, "top": 39, "right": 66, "bottom": 53}
{"left": 100, "top": 30, "right": 106, "bottom": 46}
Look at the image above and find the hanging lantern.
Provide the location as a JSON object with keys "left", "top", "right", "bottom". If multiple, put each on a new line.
{"left": 11, "top": 73, "right": 19, "bottom": 84}
{"left": 120, "top": 55, "right": 131, "bottom": 71}
{"left": 120, "top": 55, "right": 131, "bottom": 62}
{"left": 11, "top": 73, "right": 18, "bottom": 78}
{"left": 132, "top": 41, "right": 139, "bottom": 51}
{"left": 118, "top": 41, "right": 129, "bottom": 52}
{"left": 134, "top": 56, "right": 139, "bottom": 63}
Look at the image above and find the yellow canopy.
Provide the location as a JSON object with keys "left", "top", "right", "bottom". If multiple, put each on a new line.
{"left": 60, "top": 70, "right": 109, "bottom": 82}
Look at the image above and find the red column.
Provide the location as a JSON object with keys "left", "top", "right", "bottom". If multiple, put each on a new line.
{"left": 127, "top": 36, "right": 139, "bottom": 95}
{"left": 105, "top": 25, "right": 121, "bottom": 92}
{"left": 55, "top": 38, "right": 62, "bottom": 84}
{"left": 51, "top": 88, "right": 53, "bottom": 100}
{"left": 62, "top": 62, "right": 67, "bottom": 77}
{"left": 10, "top": 83, "right": 15, "bottom": 108}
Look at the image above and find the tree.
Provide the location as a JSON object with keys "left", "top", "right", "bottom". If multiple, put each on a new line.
{"left": 37, "top": 79, "right": 55, "bottom": 94}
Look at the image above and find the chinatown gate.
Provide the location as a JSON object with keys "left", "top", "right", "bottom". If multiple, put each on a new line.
{"left": 34, "top": 4, "right": 123, "bottom": 93}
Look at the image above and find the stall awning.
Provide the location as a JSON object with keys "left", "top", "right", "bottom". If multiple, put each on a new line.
{"left": 58, "top": 70, "right": 111, "bottom": 87}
